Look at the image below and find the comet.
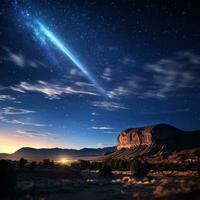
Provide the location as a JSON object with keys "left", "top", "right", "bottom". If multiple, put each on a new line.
{"left": 12, "top": 1, "right": 106, "bottom": 95}
{"left": 31, "top": 19, "right": 106, "bottom": 95}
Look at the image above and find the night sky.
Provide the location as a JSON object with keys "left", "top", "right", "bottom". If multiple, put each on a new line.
{"left": 0, "top": 0, "right": 200, "bottom": 153}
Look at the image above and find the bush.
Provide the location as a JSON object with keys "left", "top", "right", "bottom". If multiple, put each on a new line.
{"left": 90, "top": 161, "right": 102, "bottom": 170}
{"left": 99, "top": 163, "right": 112, "bottom": 177}
{"left": 19, "top": 157, "right": 27, "bottom": 168}
{"left": 28, "top": 161, "right": 37, "bottom": 172}
{"left": 197, "top": 158, "right": 200, "bottom": 178}
{"left": 129, "top": 159, "right": 150, "bottom": 178}
{"left": 78, "top": 160, "right": 91, "bottom": 170}
{"left": 107, "top": 159, "right": 129, "bottom": 170}
{"left": 70, "top": 161, "right": 80, "bottom": 169}
{"left": 42, "top": 159, "right": 54, "bottom": 167}
{"left": 0, "top": 160, "right": 16, "bottom": 196}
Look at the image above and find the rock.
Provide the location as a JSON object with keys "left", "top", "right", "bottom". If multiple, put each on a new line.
{"left": 122, "top": 176, "right": 132, "bottom": 183}
{"left": 150, "top": 179, "right": 156, "bottom": 184}
{"left": 117, "top": 124, "right": 184, "bottom": 150}
{"left": 99, "top": 123, "right": 200, "bottom": 161}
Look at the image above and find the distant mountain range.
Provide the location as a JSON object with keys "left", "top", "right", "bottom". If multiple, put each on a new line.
{"left": 0, "top": 146, "right": 116, "bottom": 161}
{"left": 1, "top": 124, "right": 200, "bottom": 162}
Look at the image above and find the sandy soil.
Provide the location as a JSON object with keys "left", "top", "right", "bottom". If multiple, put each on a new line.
{"left": 12, "top": 170, "right": 200, "bottom": 200}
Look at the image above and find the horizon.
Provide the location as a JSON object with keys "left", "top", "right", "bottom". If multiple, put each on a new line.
{"left": 1, "top": 1, "right": 200, "bottom": 154}
{"left": 1, "top": 145, "right": 116, "bottom": 155}
{"left": 1, "top": 122, "right": 200, "bottom": 154}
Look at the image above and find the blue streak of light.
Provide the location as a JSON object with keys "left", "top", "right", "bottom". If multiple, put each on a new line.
{"left": 34, "top": 20, "right": 105, "bottom": 95}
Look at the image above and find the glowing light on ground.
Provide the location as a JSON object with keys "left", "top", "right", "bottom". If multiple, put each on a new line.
{"left": 60, "top": 158, "right": 68, "bottom": 165}
{"left": 57, "top": 157, "right": 72, "bottom": 165}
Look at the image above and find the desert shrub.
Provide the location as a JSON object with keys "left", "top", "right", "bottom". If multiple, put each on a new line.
{"left": 108, "top": 159, "right": 116, "bottom": 170}
{"left": 99, "top": 163, "right": 112, "bottom": 177}
{"left": 42, "top": 159, "right": 54, "bottom": 167}
{"left": 108, "top": 159, "right": 129, "bottom": 170}
{"left": 65, "top": 166, "right": 81, "bottom": 178}
{"left": 157, "top": 161, "right": 177, "bottom": 176}
{"left": 28, "top": 161, "right": 37, "bottom": 172}
{"left": 70, "top": 161, "right": 80, "bottom": 169}
{"left": 0, "top": 160, "right": 16, "bottom": 196}
{"left": 129, "top": 159, "right": 150, "bottom": 178}
{"left": 78, "top": 160, "right": 91, "bottom": 170}
{"left": 119, "top": 160, "right": 129, "bottom": 170}
{"left": 197, "top": 158, "right": 200, "bottom": 177}
{"left": 19, "top": 157, "right": 27, "bottom": 168}
{"left": 90, "top": 161, "right": 102, "bottom": 170}
{"left": 70, "top": 160, "right": 93, "bottom": 170}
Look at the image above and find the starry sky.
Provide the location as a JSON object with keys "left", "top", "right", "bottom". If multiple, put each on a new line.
{"left": 0, "top": 0, "right": 200, "bottom": 153}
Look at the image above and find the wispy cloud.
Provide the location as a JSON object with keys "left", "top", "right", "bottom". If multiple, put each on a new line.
{"left": 107, "top": 86, "right": 130, "bottom": 99}
{"left": 144, "top": 52, "right": 200, "bottom": 98}
{"left": 91, "top": 112, "right": 99, "bottom": 116}
{"left": 74, "top": 81, "right": 94, "bottom": 87}
{"left": 5, "top": 50, "right": 200, "bottom": 102}
{"left": 69, "top": 68, "right": 83, "bottom": 77}
{"left": 89, "top": 126, "right": 115, "bottom": 130}
{"left": 11, "top": 81, "right": 99, "bottom": 100}
{"left": 101, "top": 67, "right": 112, "bottom": 81}
{"left": 107, "top": 51, "right": 200, "bottom": 99}
{"left": 105, "top": 75, "right": 146, "bottom": 99}
{"left": 177, "top": 51, "right": 200, "bottom": 64}
{"left": 97, "top": 143, "right": 113, "bottom": 148}
{"left": 102, "top": 131, "right": 117, "bottom": 134}
{"left": 0, "top": 95, "right": 16, "bottom": 101}
{"left": 1, "top": 107, "right": 35, "bottom": 115}
{"left": 1, "top": 118, "right": 50, "bottom": 127}
{"left": 120, "top": 57, "right": 135, "bottom": 65}
{"left": 15, "top": 130, "right": 54, "bottom": 138}
{"left": 91, "top": 101, "right": 128, "bottom": 111}
{"left": 8, "top": 52, "right": 25, "bottom": 67}
{"left": 2, "top": 47, "right": 45, "bottom": 68}
{"left": 0, "top": 106, "right": 50, "bottom": 127}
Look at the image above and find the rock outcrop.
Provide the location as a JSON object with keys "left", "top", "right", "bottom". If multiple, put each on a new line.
{"left": 98, "top": 124, "right": 200, "bottom": 161}
{"left": 117, "top": 124, "right": 182, "bottom": 150}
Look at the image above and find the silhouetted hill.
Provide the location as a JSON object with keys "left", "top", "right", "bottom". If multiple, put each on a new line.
{"left": 0, "top": 146, "right": 116, "bottom": 161}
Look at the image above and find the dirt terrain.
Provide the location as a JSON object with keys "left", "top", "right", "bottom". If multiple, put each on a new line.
{"left": 4, "top": 169, "right": 199, "bottom": 200}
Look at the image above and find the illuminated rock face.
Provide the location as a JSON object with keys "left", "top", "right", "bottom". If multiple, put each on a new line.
{"left": 116, "top": 124, "right": 186, "bottom": 150}
{"left": 98, "top": 124, "right": 200, "bottom": 161}
{"left": 117, "top": 126, "right": 154, "bottom": 150}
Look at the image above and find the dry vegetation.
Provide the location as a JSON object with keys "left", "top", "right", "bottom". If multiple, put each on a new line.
{"left": 0, "top": 158, "right": 200, "bottom": 200}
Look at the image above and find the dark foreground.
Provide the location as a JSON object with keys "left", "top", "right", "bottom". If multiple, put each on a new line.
{"left": 1, "top": 168, "right": 200, "bottom": 200}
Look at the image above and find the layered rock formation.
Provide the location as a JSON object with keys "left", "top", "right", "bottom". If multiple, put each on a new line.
{"left": 117, "top": 124, "right": 182, "bottom": 150}
{"left": 117, "top": 126, "right": 154, "bottom": 149}
{"left": 99, "top": 124, "right": 200, "bottom": 161}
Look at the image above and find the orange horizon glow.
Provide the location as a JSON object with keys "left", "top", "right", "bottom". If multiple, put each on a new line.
{"left": 0, "top": 130, "right": 69, "bottom": 154}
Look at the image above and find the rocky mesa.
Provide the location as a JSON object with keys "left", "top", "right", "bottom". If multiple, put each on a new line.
{"left": 100, "top": 124, "right": 200, "bottom": 161}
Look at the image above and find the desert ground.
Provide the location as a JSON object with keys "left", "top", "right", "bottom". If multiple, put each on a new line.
{"left": 1, "top": 159, "right": 200, "bottom": 200}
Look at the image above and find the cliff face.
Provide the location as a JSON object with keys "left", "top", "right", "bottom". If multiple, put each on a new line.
{"left": 117, "top": 126, "right": 154, "bottom": 149}
{"left": 117, "top": 124, "right": 181, "bottom": 150}
{"left": 97, "top": 124, "right": 200, "bottom": 161}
